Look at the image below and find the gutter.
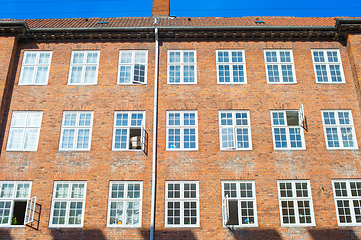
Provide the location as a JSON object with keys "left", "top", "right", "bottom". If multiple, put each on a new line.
{"left": 150, "top": 17, "right": 159, "bottom": 240}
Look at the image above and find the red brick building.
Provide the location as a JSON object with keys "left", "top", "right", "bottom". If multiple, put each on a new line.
{"left": 1, "top": 1, "right": 361, "bottom": 239}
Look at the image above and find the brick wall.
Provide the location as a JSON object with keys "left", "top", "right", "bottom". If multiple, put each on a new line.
{"left": 0, "top": 37, "right": 361, "bottom": 240}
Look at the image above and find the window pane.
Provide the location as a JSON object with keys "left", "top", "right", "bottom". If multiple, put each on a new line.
{"left": 120, "top": 52, "right": 132, "bottom": 63}
{"left": 168, "top": 129, "right": 180, "bottom": 149}
{"left": 76, "top": 129, "right": 90, "bottom": 149}
{"left": 218, "top": 65, "right": 230, "bottom": 83}
{"left": 24, "top": 129, "right": 39, "bottom": 150}
{"left": 35, "top": 66, "right": 48, "bottom": 84}
{"left": 78, "top": 113, "right": 92, "bottom": 127}
{"left": 119, "top": 66, "right": 132, "bottom": 83}
{"left": 183, "top": 65, "right": 195, "bottom": 83}
{"left": 0, "top": 184, "right": 14, "bottom": 198}
{"left": 52, "top": 201, "right": 67, "bottom": 225}
{"left": 114, "top": 129, "right": 128, "bottom": 149}
{"left": 0, "top": 201, "right": 12, "bottom": 224}
{"left": 231, "top": 51, "right": 243, "bottom": 63}
{"left": 70, "top": 66, "right": 83, "bottom": 84}
{"left": 21, "top": 67, "right": 35, "bottom": 84}
{"left": 221, "top": 127, "right": 234, "bottom": 149}
{"left": 131, "top": 113, "right": 143, "bottom": 126}
{"left": 116, "top": 113, "right": 128, "bottom": 127}
{"left": 24, "top": 52, "right": 37, "bottom": 64}
{"left": 8, "top": 129, "right": 24, "bottom": 150}
{"left": 232, "top": 65, "right": 244, "bottom": 83}
{"left": 86, "top": 52, "right": 98, "bottom": 64}
{"left": 267, "top": 65, "right": 280, "bottom": 82}
{"left": 169, "top": 65, "right": 181, "bottom": 83}
{"left": 27, "top": 112, "right": 42, "bottom": 127}
{"left": 71, "top": 184, "right": 85, "bottom": 198}
{"left": 72, "top": 52, "right": 85, "bottom": 64}
{"left": 169, "top": 52, "right": 181, "bottom": 63}
{"left": 272, "top": 112, "right": 285, "bottom": 126}
{"left": 109, "top": 201, "right": 123, "bottom": 225}
{"left": 61, "top": 129, "right": 75, "bottom": 149}
{"left": 11, "top": 113, "right": 27, "bottom": 127}
{"left": 63, "top": 113, "right": 77, "bottom": 127}
{"left": 68, "top": 201, "right": 83, "bottom": 225}
{"left": 55, "top": 184, "right": 69, "bottom": 198}
{"left": 16, "top": 183, "right": 30, "bottom": 198}
{"left": 111, "top": 183, "right": 124, "bottom": 199}
{"left": 218, "top": 51, "right": 229, "bottom": 63}
{"left": 84, "top": 66, "right": 97, "bottom": 84}
{"left": 126, "top": 201, "right": 140, "bottom": 225}
{"left": 236, "top": 128, "right": 249, "bottom": 149}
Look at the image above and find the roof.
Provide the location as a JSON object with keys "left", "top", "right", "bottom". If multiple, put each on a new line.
{"left": 0, "top": 16, "right": 347, "bottom": 29}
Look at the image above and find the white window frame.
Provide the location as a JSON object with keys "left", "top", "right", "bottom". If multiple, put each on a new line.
{"left": 277, "top": 180, "right": 316, "bottom": 227}
{"left": 311, "top": 49, "right": 346, "bottom": 84}
{"left": 221, "top": 180, "right": 258, "bottom": 227}
{"left": 6, "top": 111, "right": 43, "bottom": 151}
{"left": 216, "top": 50, "right": 247, "bottom": 84}
{"left": 166, "top": 111, "right": 198, "bottom": 151}
{"left": 107, "top": 181, "right": 142, "bottom": 228}
{"left": 67, "top": 51, "right": 100, "bottom": 85}
{"left": 270, "top": 110, "right": 306, "bottom": 150}
{"left": 0, "top": 181, "right": 33, "bottom": 227}
{"left": 167, "top": 50, "right": 197, "bottom": 84}
{"left": 218, "top": 111, "right": 252, "bottom": 150}
{"left": 117, "top": 50, "right": 148, "bottom": 85}
{"left": 112, "top": 111, "right": 145, "bottom": 151}
{"left": 165, "top": 181, "right": 199, "bottom": 228}
{"left": 59, "top": 111, "right": 94, "bottom": 151}
{"left": 264, "top": 50, "right": 297, "bottom": 84}
{"left": 332, "top": 179, "right": 361, "bottom": 226}
{"left": 321, "top": 110, "right": 358, "bottom": 150}
{"left": 49, "top": 181, "right": 87, "bottom": 228}
{"left": 19, "top": 51, "right": 52, "bottom": 85}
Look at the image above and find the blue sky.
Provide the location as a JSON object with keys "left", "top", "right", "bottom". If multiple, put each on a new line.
{"left": 0, "top": 0, "right": 360, "bottom": 19}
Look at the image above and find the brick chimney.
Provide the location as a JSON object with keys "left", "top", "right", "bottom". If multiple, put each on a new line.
{"left": 152, "top": 0, "right": 170, "bottom": 16}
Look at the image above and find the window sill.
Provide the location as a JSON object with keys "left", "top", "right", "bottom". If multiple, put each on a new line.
{"left": 166, "top": 148, "right": 199, "bottom": 151}
{"left": 267, "top": 82, "right": 297, "bottom": 85}
{"left": 220, "top": 148, "right": 253, "bottom": 151}
{"left": 48, "top": 225, "right": 84, "bottom": 228}
{"left": 273, "top": 148, "right": 306, "bottom": 151}
{"left": 6, "top": 149, "right": 38, "bottom": 152}
{"left": 117, "top": 83, "right": 147, "bottom": 85}
{"left": 223, "top": 224, "right": 258, "bottom": 228}
{"left": 107, "top": 225, "right": 142, "bottom": 228}
{"left": 280, "top": 224, "right": 316, "bottom": 228}
{"left": 165, "top": 225, "right": 200, "bottom": 228}
{"left": 316, "top": 82, "right": 346, "bottom": 84}
{"left": 167, "top": 82, "right": 197, "bottom": 85}
{"left": 18, "top": 83, "right": 48, "bottom": 86}
{"left": 0, "top": 225, "right": 26, "bottom": 228}
{"left": 326, "top": 147, "right": 359, "bottom": 151}
{"left": 217, "top": 82, "right": 247, "bottom": 85}
{"left": 58, "top": 149, "right": 91, "bottom": 152}
{"left": 112, "top": 149, "right": 143, "bottom": 152}
{"left": 67, "top": 83, "right": 97, "bottom": 86}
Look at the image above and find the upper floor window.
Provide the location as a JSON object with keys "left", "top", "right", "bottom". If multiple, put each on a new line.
{"left": 277, "top": 180, "right": 315, "bottom": 227}
{"left": 271, "top": 110, "right": 305, "bottom": 150}
{"left": 165, "top": 181, "right": 199, "bottom": 227}
{"left": 112, "top": 111, "right": 145, "bottom": 151}
{"left": 59, "top": 111, "right": 93, "bottom": 151}
{"left": 216, "top": 50, "right": 246, "bottom": 84}
{"left": 166, "top": 111, "right": 198, "bottom": 150}
{"left": 68, "top": 51, "right": 100, "bottom": 85}
{"left": 107, "top": 181, "right": 142, "bottom": 227}
{"left": 222, "top": 181, "right": 258, "bottom": 227}
{"left": 264, "top": 50, "right": 296, "bottom": 84}
{"left": 7, "top": 111, "right": 43, "bottom": 151}
{"left": 49, "top": 181, "right": 86, "bottom": 227}
{"left": 0, "top": 181, "right": 36, "bottom": 227}
{"left": 118, "top": 50, "right": 147, "bottom": 85}
{"left": 19, "top": 51, "right": 52, "bottom": 85}
{"left": 332, "top": 179, "right": 361, "bottom": 226}
{"left": 218, "top": 111, "right": 252, "bottom": 150}
{"left": 312, "top": 49, "right": 345, "bottom": 83}
{"left": 167, "top": 50, "right": 196, "bottom": 84}
{"left": 321, "top": 110, "right": 357, "bottom": 149}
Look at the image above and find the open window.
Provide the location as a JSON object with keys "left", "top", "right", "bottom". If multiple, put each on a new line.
{"left": 118, "top": 51, "right": 147, "bottom": 85}
{"left": 0, "top": 181, "right": 36, "bottom": 227}
{"left": 113, "top": 111, "right": 147, "bottom": 151}
{"left": 223, "top": 195, "right": 239, "bottom": 226}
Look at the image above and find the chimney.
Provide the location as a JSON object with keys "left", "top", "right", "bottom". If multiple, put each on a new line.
{"left": 152, "top": 0, "right": 170, "bottom": 16}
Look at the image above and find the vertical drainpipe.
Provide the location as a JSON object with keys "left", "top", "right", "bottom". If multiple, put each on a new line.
{"left": 150, "top": 17, "right": 159, "bottom": 240}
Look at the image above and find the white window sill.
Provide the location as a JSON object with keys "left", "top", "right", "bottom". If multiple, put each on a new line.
{"left": 223, "top": 224, "right": 258, "bottom": 228}
{"left": 117, "top": 83, "right": 147, "bottom": 85}
{"left": 267, "top": 82, "right": 297, "bottom": 85}
{"left": 6, "top": 149, "right": 38, "bottom": 152}
{"left": 48, "top": 225, "right": 84, "bottom": 228}
{"left": 167, "top": 82, "right": 197, "bottom": 85}
{"left": 316, "top": 82, "right": 346, "bottom": 84}
{"left": 58, "top": 149, "right": 91, "bottom": 152}
{"left": 220, "top": 148, "right": 253, "bottom": 151}
{"left": 281, "top": 224, "right": 316, "bottom": 227}
{"left": 166, "top": 148, "right": 199, "bottom": 151}
{"left": 273, "top": 148, "right": 306, "bottom": 151}
{"left": 326, "top": 147, "right": 359, "bottom": 151}
{"left": 112, "top": 149, "right": 143, "bottom": 152}
{"left": 0, "top": 225, "right": 26, "bottom": 228}
{"left": 18, "top": 83, "right": 47, "bottom": 86}
{"left": 165, "top": 225, "right": 199, "bottom": 228}
{"left": 217, "top": 82, "right": 247, "bottom": 85}
{"left": 67, "top": 83, "right": 97, "bottom": 86}
{"left": 107, "top": 224, "right": 142, "bottom": 228}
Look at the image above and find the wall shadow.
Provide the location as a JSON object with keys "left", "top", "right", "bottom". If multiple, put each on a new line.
{"left": 140, "top": 229, "right": 197, "bottom": 240}
{"left": 308, "top": 228, "right": 359, "bottom": 240}
{"left": 231, "top": 228, "right": 282, "bottom": 240}
{"left": 0, "top": 229, "right": 12, "bottom": 240}
{"left": 50, "top": 229, "right": 106, "bottom": 240}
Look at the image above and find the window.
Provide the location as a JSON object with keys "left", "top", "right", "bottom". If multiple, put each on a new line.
{"left": 222, "top": 181, "right": 258, "bottom": 227}
{"left": 112, "top": 111, "right": 145, "bottom": 151}
{"left": 332, "top": 180, "right": 361, "bottom": 226}
{"left": 68, "top": 51, "right": 100, "bottom": 85}
{"left": 271, "top": 110, "right": 305, "bottom": 150}
{"left": 166, "top": 111, "right": 198, "bottom": 150}
{"left": 277, "top": 180, "right": 315, "bottom": 227}
{"left": 107, "top": 181, "right": 142, "bottom": 227}
{"left": 312, "top": 49, "right": 345, "bottom": 83}
{"left": 59, "top": 111, "right": 93, "bottom": 151}
{"left": 118, "top": 50, "right": 147, "bottom": 84}
{"left": 216, "top": 50, "right": 247, "bottom": 84}
{"left": 49, "top": 181, "right": 86, "bottom": 227}
{"left": 219, "top": 111, "right": 252, "bottom": 150}
{"left": 264, "top": 50, "right": 296, "bottom": 84}
{"left": 321, "top": 110, "right": 357, "bottom": 149}
{"left": 6, "top": 111, "right": 43, "bottom": 151}
{"left": 167, "top": 50, "right": 196, "bottom": 84}
{"left": 19, "top": 51, "right": 52, "bottom": 85}
{"left": 0, "top": 181, "right": 36, "bottom": 227}
{"left": 165, "top": 181, "right": 199, "bottom": 227}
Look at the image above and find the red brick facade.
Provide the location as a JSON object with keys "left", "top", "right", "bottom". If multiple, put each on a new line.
{"left": 1, "top": 16, "right": 361, "bottom": 240}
